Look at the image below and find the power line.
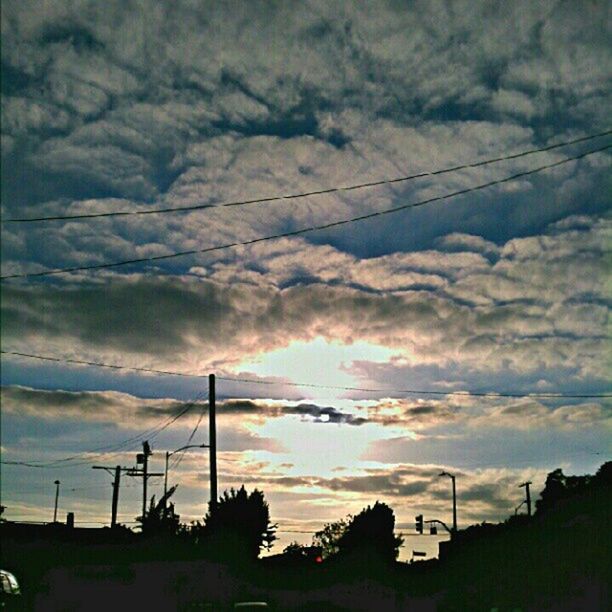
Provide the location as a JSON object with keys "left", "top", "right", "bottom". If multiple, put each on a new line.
{"left": 2, "top": 349, "right": 610, "bottom": 399}
{"left": 0, "top": 350, "right": 202, "bottom": 377}
{"left": 170, "top": 402, "right": 207, "bottom": 471}
{"left": 2, "top": 130, "right": 610, "bottom": 224}
{"left": 1, "top": 143, "right": 610, "bottom": 281}
{"left": 0, "top": 392, "right": 206, "bottom": 469}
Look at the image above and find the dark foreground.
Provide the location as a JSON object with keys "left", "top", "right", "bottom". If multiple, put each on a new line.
{"left": 2, "top": 482, "right": 610, "bottom": 610}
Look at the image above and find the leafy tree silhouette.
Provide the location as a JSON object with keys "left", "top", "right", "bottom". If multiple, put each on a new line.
{"left": 312, "top": 516, "right": 350, "bottom": 558}
{"left": 200, "top": 486, "right": 276, "bottom": 561}
{"left": 336, "top": 502, "right": 403, "bottom": 563}
{"left": 536, "top": 460, "right": 611, "bottom": 514}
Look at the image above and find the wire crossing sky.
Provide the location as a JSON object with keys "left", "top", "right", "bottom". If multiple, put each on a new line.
{"left": 2, "top": 143, "right": 609, "bottom": 280}
{"left": 2, "top": 128, "right": 609, "bottom": 223}
{"left": 1, "top": 350, "right": 610, "bottom": 399}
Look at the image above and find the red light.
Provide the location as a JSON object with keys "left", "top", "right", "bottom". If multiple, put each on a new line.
{"left": 315, "top": 556, "right": 323, "bottom": 563}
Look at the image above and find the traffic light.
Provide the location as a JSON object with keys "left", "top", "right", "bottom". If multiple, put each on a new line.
{"left": 416, "top": 514, "right": 423, "bottom": 534}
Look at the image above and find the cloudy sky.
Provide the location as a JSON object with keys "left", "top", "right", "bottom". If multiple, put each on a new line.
{"left": 1, "top": 0, "right": 610, "bottom": 559}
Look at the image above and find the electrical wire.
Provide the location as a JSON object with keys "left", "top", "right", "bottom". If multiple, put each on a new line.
{"left": 1, "top": 143, "right": 609, "bottom": 281}
{"left": 2, "top": 349, "right": 610, "bottom": 399}
{"left": 2, "top": 129, "right": 609, "bottom": 224}
{"left": 170, "top": 403, "right": 208, "bottom": 471}
{"left": 0, "top": 392, "right": 206, "bottom": 469}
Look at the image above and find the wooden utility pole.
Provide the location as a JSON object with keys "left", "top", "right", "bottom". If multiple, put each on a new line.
{"left": 53, "top": 480, "right": 60, "bottom": 523}
{"left": 125, "top": 443, "right": 163, "bottom": 526}
{"left": 141, "top": 441, "right": 152, "bottom": 520}
{"left": 93, "top": 464, "right": 132, "bottom": 528}
{"left": 111, "top": 465, "right": 121, "bottom": 528}
{"left": 209, "top": 374, "right": 218, "bottom": 510}
{"left": 519, "top": 481, "right": 532, "bottom": 516}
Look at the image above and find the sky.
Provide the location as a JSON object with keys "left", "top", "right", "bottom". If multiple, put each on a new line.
{"left": 1, "top": 0, "right": 610, "bottom": 560}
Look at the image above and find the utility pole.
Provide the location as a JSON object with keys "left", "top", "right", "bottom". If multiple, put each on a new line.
{"left": 111, "top": 466, "right": 121, "bottom": 528}
{"left": 126, "top": 442, "right": 163, "bottom": 525}
{"left": 138, "top": 441, "right": 152, "bottom": 520}
{"left": 209, "top": 374, "right": 218, "bottom": 511}
{"left": 519, "top": 481, "right": 532, "bottom": 517}
{"left": 53, "top": 480, "right": 60, "bottom": 523}
{"left": 93, "top": 464, "right": 134, "bottom": 528}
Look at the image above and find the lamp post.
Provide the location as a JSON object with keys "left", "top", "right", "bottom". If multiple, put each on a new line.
{"left": 439, "top": 471, "right": 457, "bottom": 534}
{"left": 53, "top": 480, "right": 61, "bottom": 523}
{"left": 164, "top": 444, "right": 208, "bottom": 497}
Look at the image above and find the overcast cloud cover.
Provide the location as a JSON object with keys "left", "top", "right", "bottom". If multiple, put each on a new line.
{"left": 1, "top": 0, "right": 610, "bottom": 554}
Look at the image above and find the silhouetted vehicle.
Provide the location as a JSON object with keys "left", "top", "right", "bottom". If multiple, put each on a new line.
{"left": 0, "top": 570, "right": 21, "bottom": 609}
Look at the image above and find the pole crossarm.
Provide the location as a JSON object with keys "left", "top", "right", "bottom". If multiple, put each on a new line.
{"left": 92, "top": 465, "right": 139, "bottom": 474}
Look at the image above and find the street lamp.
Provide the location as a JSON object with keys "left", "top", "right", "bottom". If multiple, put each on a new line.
{"left": 439, "top": 471, "right": 457, "bottom": 534}
{"left": 164, "top": 444, "right": 208, "bottom": 496}
{"left": 53, "top": 480, "right": 61, "bottom": 523}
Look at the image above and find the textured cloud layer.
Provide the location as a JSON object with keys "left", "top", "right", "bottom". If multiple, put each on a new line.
{"left": 3, "top": 215, "right": 609, "bottom": 387}
{"left": 2, "top": 0, "right": 611, "bottom": 277}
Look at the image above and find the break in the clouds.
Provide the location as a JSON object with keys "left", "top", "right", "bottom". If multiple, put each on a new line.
{"left": 1, "top": 1, "right": 610, "bottom": 534}
{"left": 2, "top": 384, "right": 606, "bottom": 529}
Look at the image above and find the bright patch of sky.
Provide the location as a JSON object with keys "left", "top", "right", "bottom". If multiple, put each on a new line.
{"left": 237, "top": 337, "right": 398, "bottom": 399}
{"left": 247, "top": 417, "right": 407, "bottom": 478}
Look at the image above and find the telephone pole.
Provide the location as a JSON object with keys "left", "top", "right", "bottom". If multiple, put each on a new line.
{"left": 111, "top": 465, "right": 121, "bottom": 527}
{"left": 519, "top": 481, "right": 532, "bottom": 516}
{"left": 93, "top": 464, "right": 134, "bottom": 528}
{"left": 53, "top": 480, "right": 60, "bottom": 523}
{"left": 125, "top": 442, "right": 163, "bottom": 524}
{"left": 141, "top": 441, "right": 152, "bottom": 520}
{"left": 209, "top": 374, "right": 218, "bottom": 510}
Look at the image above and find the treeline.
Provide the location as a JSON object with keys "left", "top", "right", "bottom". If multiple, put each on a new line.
{"left": 1, "top": 462, "right": 610, "bottom": 610}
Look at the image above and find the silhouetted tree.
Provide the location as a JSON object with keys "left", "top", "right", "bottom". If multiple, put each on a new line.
{"left": 201, "top": 486, "right": 276, "bottom": 561}
{"left": 535, "top": 467, "right": 598, "bottom": 514}
{"left": 593, "top": 460, "right": 612, "bottom": 486}
{"left": 336, "top": 502, "right": 403, "bottom": 563}
{"left": 138, "top": 485, "right": 181, "bottom": 536}
{"left": 312, "top": 516, "right": 350, "bottom": 559}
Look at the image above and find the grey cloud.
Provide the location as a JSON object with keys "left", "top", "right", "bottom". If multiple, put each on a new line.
{"left": 0, "top": 386, "right": 368, "bottom": 428}
{"left": 2, "top": 215, "right": 609, "bottom": 379}
{"left": 435, "top": 233, "right": 500, "bottom": 256}
{"left": 203, "top": 460, "right": 547, "bottom": 521}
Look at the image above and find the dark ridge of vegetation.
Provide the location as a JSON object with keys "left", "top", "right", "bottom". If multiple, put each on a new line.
{"left": 1, "top": 464, "right": 610, "bottom": 610}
